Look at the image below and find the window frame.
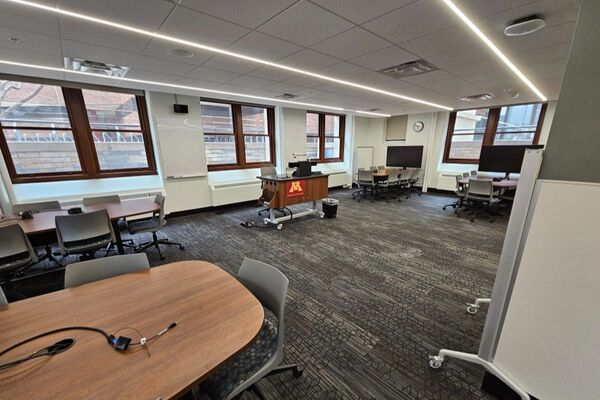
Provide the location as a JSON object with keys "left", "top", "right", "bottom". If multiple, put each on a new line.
{"left": 0, "top": 80, "right": 157, "bottom": 183}
{"left": 443, "top": 102, "right": 547, "bottom": 164}
{"left": 306, "top": 111, "right": 345, "bottom": 163}
{"left": 201, "top": 98, "right": 275, "bottom": 171}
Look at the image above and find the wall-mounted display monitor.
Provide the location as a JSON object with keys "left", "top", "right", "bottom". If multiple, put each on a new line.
{"left": 478, "top": 144, "right": 544, "bottom": 175}
{"left": 386, "top": 146, "right": 423, "bottom": 168}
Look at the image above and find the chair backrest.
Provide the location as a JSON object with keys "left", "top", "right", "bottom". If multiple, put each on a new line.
{"left": 462, "top": 172, "right": 470, "bottom": 178}
{"left": 12, "top": 200, "right": 61, "bottom": 214}
{"left": 260, "top": 166, "right": 277, "bottom": 176}
{"left": 467, "top": 179, "right": 494, "bottom": 199}
{"left": 55, "top": 209, "right": 115, "bottom": 248}
{"left": 455, "top": 175, "right": 465, "bottom": 191}
{"left": 0, "top": 286, "right": 7, "bottom": 305}
{"left": 0, "top": 223, "right": 37, "bottom": 264}
{"left": 387, "top": 168, "right": 400, "bottom": 182}
{"left": 83, "top": 195, "right": 121, "bottom": 206}
{"left": 369, "top": 166, "right": 378, "bottom": 171}
{"left": 399, "top": 168, "right": 412, "bottom": 181}
{"left": 357, "top": 169, "right": 374, "bottom": 183}
{"left": 470, "top": 170, "right": 478, "bottom": 176}
{"left": 154, "top": 194, "right": 166, "bottom": 223}
{"left": 64, "top": 253, "right": 150, "bottom": 288}
{"left": 237, "top": 258, "right": 289, "bottom": 353}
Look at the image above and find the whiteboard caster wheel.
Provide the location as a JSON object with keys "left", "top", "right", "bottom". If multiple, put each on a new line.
{"left": 466, "top": 304, "right": 479, "bottom": 314}
{"left": 277, "top": 224, "right": 283, "bottom": 230}
{"left": 429, "top": 355, "right": 444, "bottom": 369}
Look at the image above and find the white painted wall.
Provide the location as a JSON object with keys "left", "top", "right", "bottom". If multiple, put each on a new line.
{"left": 494, "top": 180, "right": 600, "bottom": 399}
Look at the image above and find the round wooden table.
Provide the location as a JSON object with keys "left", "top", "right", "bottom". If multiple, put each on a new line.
{"left": 0, "top": 261, "right": 264, "bottom": 400}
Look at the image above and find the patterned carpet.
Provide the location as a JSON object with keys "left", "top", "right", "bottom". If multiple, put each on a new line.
{"left": 6, "top": 189, "right": 509, "bottom": 400}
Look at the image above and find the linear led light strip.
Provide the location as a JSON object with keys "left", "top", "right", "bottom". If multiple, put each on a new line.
{"left": 442, "top": 0, "right": 547, "bottom": 102}
{"left": 5, "top": 0, "right": 451, "bottom": 111}
{"left": 0, "top": 59, "right": 392, "bottom": 116}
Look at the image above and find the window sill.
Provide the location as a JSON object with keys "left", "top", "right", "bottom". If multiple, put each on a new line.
{"left": 442, "top": 158, "right": 479, "bottom": 165}
{"left": 207, "top": 162, "right": 274, "bottom": 172}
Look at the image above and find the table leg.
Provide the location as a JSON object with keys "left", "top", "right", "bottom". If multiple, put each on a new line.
{"left": 112, "top": 220, "right": 125, "bottom": 255}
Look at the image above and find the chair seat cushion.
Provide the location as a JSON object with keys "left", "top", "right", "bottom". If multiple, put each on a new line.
{"left": 64, "top": 234, "right": 112, "bottom": 253}
{"left": 127, "top": 217, "right": 162, "bottom": 234}
{"left": 0, "top": 251, "right": 32, "bottom": 273}
{"left": 200, "top": 316, "right": 278, "bottom": 400}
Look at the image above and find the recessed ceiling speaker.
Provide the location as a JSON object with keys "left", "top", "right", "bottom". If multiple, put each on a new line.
{"left": 504, "top": 15, "right": 546, "bottom": 37}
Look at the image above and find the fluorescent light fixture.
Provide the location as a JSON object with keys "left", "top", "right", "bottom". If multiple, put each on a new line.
{"left": 0, "top": 59, "right": 344, "bottom": 111}
{"left": 6, "top": 0, "right": 453, "bottom": 111}
{"left": 354, "top": 110, "right": 391, "bottom": 117}
{"left": 441, "top": 0, "right": 547, "bottom": 102}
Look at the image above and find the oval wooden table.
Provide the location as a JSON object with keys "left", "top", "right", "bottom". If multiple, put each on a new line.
{"left": 0, "top": 261, "right": 264, "bottom": 400}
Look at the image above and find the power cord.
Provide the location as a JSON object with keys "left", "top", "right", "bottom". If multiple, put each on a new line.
{"left": 0, "top": 322, "right": 177, "bottom": 370}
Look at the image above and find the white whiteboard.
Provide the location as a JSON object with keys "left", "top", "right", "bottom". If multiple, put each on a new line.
{"left": 356, "top": 146, "right": 374, "bottom": 169}
{"left": 156, "top": 117, "right": 207, "bottom": 179}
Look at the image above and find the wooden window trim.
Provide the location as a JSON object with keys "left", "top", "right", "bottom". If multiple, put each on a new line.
{"left": 443, "top": 103, "right": 547, "bottom": 164}
{"left": 202, "top": 98, "right": 275, "bottom": 171}
{"left": 0, "top": 81, "right": 157, "bottom": 184}
{"left": 306, "top": 111, "right": 345, "bottom": 163}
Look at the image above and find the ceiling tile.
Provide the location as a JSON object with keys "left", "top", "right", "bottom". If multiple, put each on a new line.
{"left": 283, "top": 75, "right": 328, "bottom": 88}
{"left": 133, "top": 55, "right": 197, "bottom": 76}
{"left": 142, "top": 39, "right": 214, "bottom": 66}
{"left": 62, "top": 40, "right": 139, "bottom": 67}
{"left": 364, "top": 0, "right": 456, "bottom": 44}
{"left": 279, "top": 49, "right": 339, "bottom": 70}
{"left": 160, "top": 7, "right": 250, "bottom": 48}
{"left": 0, "top": 47, "right": 62, "bottom": 68}
{"left": 225, "top": 75, "right": 277, "bottom": 89}
{"left": 317, "top": 62, "right": 370, "bottom": 79}
{"left": 0, "top": 27, "right": 60, "bottom": 56}
{"left": 401, "top": 70, "right": 458, "bottom": 86}
{"left": 0, "top": 1, "right": 60, "bottom": 37}
{"left": 310, "top": 0, "right": 412, "bottom": 24}
{"left": 125, "top": 68, "right": 182, "bottom": 83}
{"left": 61, "top": 0, "right": 175, "bottom": 29}
{"left": 201, "top": 56, "right": 260, "bottom": 74}
{"left": 350, "top": 46, "right": 416, "bottom": 70}
{"left": 453, "top": 0, "right": 537, "bottom": 19}
{"left": 517, "top": 43, "right": 571, "bottom": 65}
{"left": 175, "top": 76, "right": 221, "bottom": 89}
{"left": 496, "top": 22, "right": 576, "bottom": 54}
{"left": 311, "top": 27, "right": 390, "bottom": 60}
{"left": 247, "top": 67, "right": 298, "bottom": 82}
{"left": 400, "top": 26, "right": 479, "bottom": 57}
{"left": 227, "top": 32, "right": 302, "bottom": 60}
{"left": 180, "top": 0, "right": 296, "bottom": 29}
{"left": 185, "top": 66, "right": 240, "bottom": 83}
{"left": 257, "top": 1, "right": 353, "bottom": 46}
{"left": 260, "top": 82, "right": 309, "bottom": 95}
{"left": 60, "top": 19, "right": 152, "bottom": 53}
{"left": 426, "top": 46, "right": 492, "bottom": 69}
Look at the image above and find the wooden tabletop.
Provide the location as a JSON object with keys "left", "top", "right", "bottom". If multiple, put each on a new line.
{"left": 459, "top": 177, "right": 519, "bottom": 188}
{"left": 0, "top": 198, "right": 160, "bottom": 235}
{"left": 0, "top": 261, "right": 264, "bottom": 400}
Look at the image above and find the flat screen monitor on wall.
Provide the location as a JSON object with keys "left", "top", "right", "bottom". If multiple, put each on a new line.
{"left": 478, "top": 145, "right": 544, "bottom": 175}
{"left": 386, "top": 146, "right": 423, "bottom": 168}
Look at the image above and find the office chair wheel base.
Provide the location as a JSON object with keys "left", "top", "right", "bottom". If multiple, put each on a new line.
{"left": 179, "top": 245, "right": 185, "bottom": 250}
{"left": 277, "top": 224, "right": 283, "bottom": 230}
{"left": 442, "top": 206, "right": 447, "bottom": 210}
{"left": 429, "top": 355, "right": 444, "bottom": 369}
{"left": 293, "top": 367, "right": 304, "bottom": 378}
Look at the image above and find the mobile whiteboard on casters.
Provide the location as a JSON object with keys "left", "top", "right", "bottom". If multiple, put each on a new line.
{"left": 156, "top": 117, "right": 207, "bottom": 179}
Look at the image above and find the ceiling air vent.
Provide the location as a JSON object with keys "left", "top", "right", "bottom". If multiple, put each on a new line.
{"left": 64, "top": 57, "right": 130, "bottom": 77}
{"left": 276, "top": 93, "right": 302, "bottom": 100}
{"left": 459, "top": 93, "right": 496, "bottom": 102}
{"left": 378, "top": 59, "right": 438, "bottom": 78}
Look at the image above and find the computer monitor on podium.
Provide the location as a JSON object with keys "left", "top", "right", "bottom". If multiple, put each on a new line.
{"left": 478, "top": 144, "right": 544, "bottom": 179}
{"left": 289, "top": 161, "right": 317, "bottom": 177}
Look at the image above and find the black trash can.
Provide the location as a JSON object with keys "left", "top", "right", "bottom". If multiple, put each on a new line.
{"left": 322, "top": 198, "right": 339, "bottom": 218}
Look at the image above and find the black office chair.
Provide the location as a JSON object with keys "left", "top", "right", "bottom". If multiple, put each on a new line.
{"left": 0, "top": 224, "right": 39, "bottom": 297}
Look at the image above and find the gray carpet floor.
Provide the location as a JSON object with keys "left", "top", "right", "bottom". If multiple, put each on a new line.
{"left": 6, "top": 189, "right": 509, "bottom": 400}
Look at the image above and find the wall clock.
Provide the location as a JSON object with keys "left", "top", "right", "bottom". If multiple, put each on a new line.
{"left": 413, "top": 121, "right": 424, "bottom": 132}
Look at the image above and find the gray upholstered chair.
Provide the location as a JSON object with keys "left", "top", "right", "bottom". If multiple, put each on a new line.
{"left": 0, "top": 286, "right": 7, "bottom": 305}
{"left": 0, "top": 224, "right": 39, "bottom": 295}
{"left": 352, "top": 169, "right": 375, "bottom": 201}
{"left": 462, "top": 172, "right": 470, "bottom": 178}
{"left": 128, "top": 195, "right": 183, "bottom": 260}
{"left": 64, "top": 253, "right": 149, "bottom": 288}
{"left": 12, "top": 200, "right": 61, "bottom": 214}
{"left": 470, "top": 170, "right": 478, "bottom": 176}
{"left": 55, "top": 209, "right": 115, "bottom": 260}
{"left": 200, "top": 258, "right": 302, "bottom": 400}
{"left": 443, "top": 175, "right": 467, "bottom": 212}
{"left": 463, "top": 179, "right": 500, "bottom": 222}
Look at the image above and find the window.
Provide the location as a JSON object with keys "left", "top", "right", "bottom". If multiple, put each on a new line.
{"left": 443, "top": 103, "right": 546, "bottom": 164}
{"left": 0, "top": 78, "right": 156, "bottom": 183}
{"left": 200, "top": 99, "right": 274, "bottom": 170}
{"left": 305, "top": 112, "right": 345, "bottom": 162}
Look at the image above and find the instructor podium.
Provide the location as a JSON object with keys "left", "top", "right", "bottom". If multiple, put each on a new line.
{"left": 257, "top": 161, "right": 328, "bottom": 229}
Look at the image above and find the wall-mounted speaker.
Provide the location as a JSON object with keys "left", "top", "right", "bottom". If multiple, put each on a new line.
{"left": 173, "top": 104, "right": 189, "bottom": 114}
